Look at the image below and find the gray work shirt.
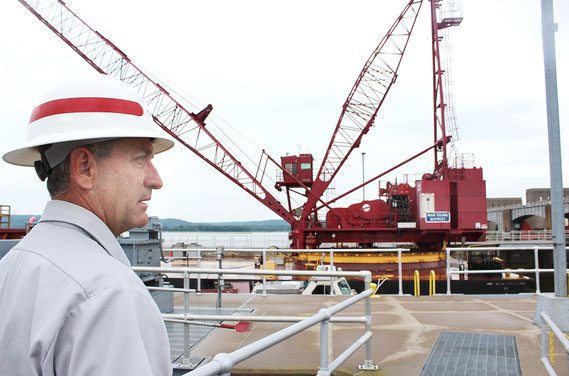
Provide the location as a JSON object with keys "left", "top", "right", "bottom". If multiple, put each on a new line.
{"left": 0, "top": 200, "right": 172, "bottom": 375}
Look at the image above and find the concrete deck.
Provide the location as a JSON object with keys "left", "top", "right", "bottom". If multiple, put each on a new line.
{"left": 176, "top": 293, "right": 568, "bottom": 375}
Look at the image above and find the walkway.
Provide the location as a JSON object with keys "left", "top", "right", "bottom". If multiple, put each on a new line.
{"left": 178, "top": 293, "right": 567, "bottom": 375}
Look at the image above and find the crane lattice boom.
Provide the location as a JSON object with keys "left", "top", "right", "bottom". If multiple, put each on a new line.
{"left": 302, "top": 0, "right": 424, "bottom": 219}
{"left": 18, "top": 0, "right": 294, "bottom": 223}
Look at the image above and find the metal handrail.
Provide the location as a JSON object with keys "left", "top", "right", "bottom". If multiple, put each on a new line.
{"left": 163, "top": 233, "right": 290, "bottom": 249}
{"left": 163, "top": 314, "right": 368, "bottom": 324}
{"left": 163, "top": 245, "right": 569, "bottom": 296}
{"left": 445, "top": 246, "right": 569, "bottom": 295}
{"left": 486, "top": 230, "right": 569, "bottom": 242}
{"left": 164, "top": 247, "right": 411, "bottom": 253}
{"left": 539, "top": 311, "right": 569, "bottom": 375}
{"left": 162, "top": 247, "right": 410, "bottom": 296}
{"left": 163, "top": 229, "right": 569, "bottom": 247}
{"left": 134, "top": 266, "right": 372, "bottom": 280}
{"left": 185, "top": 289, "right": 374, "bottom": 376}
{"left": 132, "top": 265, "right": 376, "bottom": 373}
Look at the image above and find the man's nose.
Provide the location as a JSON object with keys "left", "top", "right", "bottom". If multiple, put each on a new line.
{"left": 146, "top": 161, "right": 163, "bottom": 190}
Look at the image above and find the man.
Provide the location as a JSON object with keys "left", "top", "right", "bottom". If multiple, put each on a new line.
{"left": 0, "top": 73, "right": 175, "bottom": 375}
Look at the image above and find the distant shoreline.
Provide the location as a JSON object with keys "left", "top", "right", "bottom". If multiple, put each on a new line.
{"left": 5, "top": 214, "right": 291, "bottom": 232}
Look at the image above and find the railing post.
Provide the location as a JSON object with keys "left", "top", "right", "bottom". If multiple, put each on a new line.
{"left": 330, "top": 250, "right": 335, "bottom": 296}
{"left": 197, "top": 249, "right": 202, "bottom": 293}
{"left": 216, "top": 246, "right": 224, "bottom": 309}
{"left": 358, "top": 274, "right": 378, "bottom": 371}
{"left": 318, "top": 320, "right": 330, "bottom": 374}
{"left": 446, "top": 247, "right": 451, "bottom": 295}
{"left": 262, "top": 250, "right": 267, "bottom": 296}
{"left": 398, "top": 249, "right": 403, "bottom": 296}
{"left": 534, "top": 246, "right": 541, "bottom": 294}
{"left": 183, "top": 270, "right": 190, "bottom": 365}
{"left": 540, "top": 314, "right": 549, "bottom": 365}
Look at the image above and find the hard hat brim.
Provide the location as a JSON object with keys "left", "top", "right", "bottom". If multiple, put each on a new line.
{"left": 3, "top": 73, "right": 177, "bottom": 168}
{"left": 2, "top": 135, "right": 175, "bottom": 167}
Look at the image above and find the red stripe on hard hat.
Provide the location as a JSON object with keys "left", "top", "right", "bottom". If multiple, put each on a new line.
{"left": 29, "top": 97, "right": 144, "bottom": 123}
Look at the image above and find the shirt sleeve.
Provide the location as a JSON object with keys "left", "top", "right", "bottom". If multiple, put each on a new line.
{"left": 50, "top": 282, "right": 172, "bottom": 376}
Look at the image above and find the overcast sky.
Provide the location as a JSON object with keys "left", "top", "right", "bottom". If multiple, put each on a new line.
{"left": 0, "top": 0, "right": 567, "bottom": 222}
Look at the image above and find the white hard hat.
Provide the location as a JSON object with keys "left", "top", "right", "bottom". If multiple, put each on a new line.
{"left": 2, "top": 73, "right": 175, "bottom": 173}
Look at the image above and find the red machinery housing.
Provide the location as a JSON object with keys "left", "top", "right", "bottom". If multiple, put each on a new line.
{"left": 278, "top": 163, "right": 486, "bottom": 250}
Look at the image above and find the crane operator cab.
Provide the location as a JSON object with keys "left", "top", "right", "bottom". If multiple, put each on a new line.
{"left": 276, "top": 154, "right": 314, "bottom": 188}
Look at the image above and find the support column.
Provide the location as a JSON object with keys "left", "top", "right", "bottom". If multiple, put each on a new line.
{"left": 217, "top": 246, "right": 224, "bottom": 309}
{"left": 534, "top": 0, "right": 569, "bottom": 332}
{"left": 541, "top": 0, "right": 567, "bottom": 297}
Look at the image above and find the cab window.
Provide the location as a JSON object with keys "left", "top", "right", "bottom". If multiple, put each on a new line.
{"left": 338, "top": 279, "right": 352, "bottom": 295}
{"left": 285, "top": 163, "right": 298, "bottom": 176}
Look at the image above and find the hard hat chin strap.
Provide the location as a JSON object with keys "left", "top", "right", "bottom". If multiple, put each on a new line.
{"left": 34, "top": 142, "right": 83, "bottom": 182}
{"left": 33, "top": 138, "right": 118, "bottom": 182}
{"left": 34, "top": 145, "right": 52, "bottom": 182}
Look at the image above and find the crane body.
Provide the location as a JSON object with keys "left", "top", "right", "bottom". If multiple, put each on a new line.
{"left": 278, "top": 162, "right": 486, "bottom": 249}
{"left": 277, "top": 0, "right": 487, "bottom": 250}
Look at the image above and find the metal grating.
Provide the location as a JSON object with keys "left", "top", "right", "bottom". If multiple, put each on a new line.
{"left": 420, "top": 331, "right": 522, "bottom": 376}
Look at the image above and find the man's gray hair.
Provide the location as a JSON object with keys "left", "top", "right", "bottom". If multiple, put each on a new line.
{"left": 47, "top": 139, "right": 122, "bottom": 198}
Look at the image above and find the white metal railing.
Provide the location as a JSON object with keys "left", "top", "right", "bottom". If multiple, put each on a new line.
{"left": 539, "top": 311, "right": 569, "bottom": 375}
{"left": 132, "top": 266, "right": 377, "bottom": 374}
{"left": 163, "top": 247, "right": 410, "bottom": 296}
{"left": 163, "top": 229, "right": 569, "bottom": 247}
{"left": 165, "top": 245, "right": 568, "bottom": 296}
{"left": 162, "top": 233, "right": 290, "bottom": 249}
{"left": 486, "top": 230, "right": 569, "bottom": 242}
{"left": 183, "top": 289, "right": 374, "bottom": 376}
{"left": 445, "top": 246, "right": 569, "bottom": 295}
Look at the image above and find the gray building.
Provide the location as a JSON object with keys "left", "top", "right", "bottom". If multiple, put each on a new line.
{"left": 526, "top": 188, "right": 569, "bottom": 204}
{"left": 487, "top": 188, "right": 569, "bottom": 232}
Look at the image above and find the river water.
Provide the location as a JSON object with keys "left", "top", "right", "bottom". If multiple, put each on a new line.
{"left": 161, "top": 231, "right": 290, "bottom": 249}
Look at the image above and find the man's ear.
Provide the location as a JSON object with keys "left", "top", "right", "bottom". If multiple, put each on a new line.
{"left": 68, "top": 146, "right": 96, "bottom": 190}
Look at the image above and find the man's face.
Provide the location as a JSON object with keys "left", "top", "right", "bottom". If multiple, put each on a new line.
{"left": 92, "top": 138, "right": 163, "bottom": 236}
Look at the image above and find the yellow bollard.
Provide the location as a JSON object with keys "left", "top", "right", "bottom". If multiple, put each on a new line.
{"left": 429, "top": 270, "right": 436, "bottom": 296}
{"left": 414, "top": 270, "right": 420, "bottom": 296}
{"left": 266, "top": 260, "right": 277, "bottom": 280}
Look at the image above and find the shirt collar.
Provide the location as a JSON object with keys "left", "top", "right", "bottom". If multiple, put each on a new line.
{"left": 39, "top": 200, "right": 131, "bottom": 267}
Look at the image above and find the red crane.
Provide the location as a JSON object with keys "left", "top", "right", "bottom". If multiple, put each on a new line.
{"left": 16, "top": 0, "right": 487, "bottom": 251}
{"left": 277, "top": 0, "right": 487, "bottom": 249}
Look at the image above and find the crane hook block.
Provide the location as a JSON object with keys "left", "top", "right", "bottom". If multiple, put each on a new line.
{"left": 192, "top": 104, "right": 214, "bottom": 125}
